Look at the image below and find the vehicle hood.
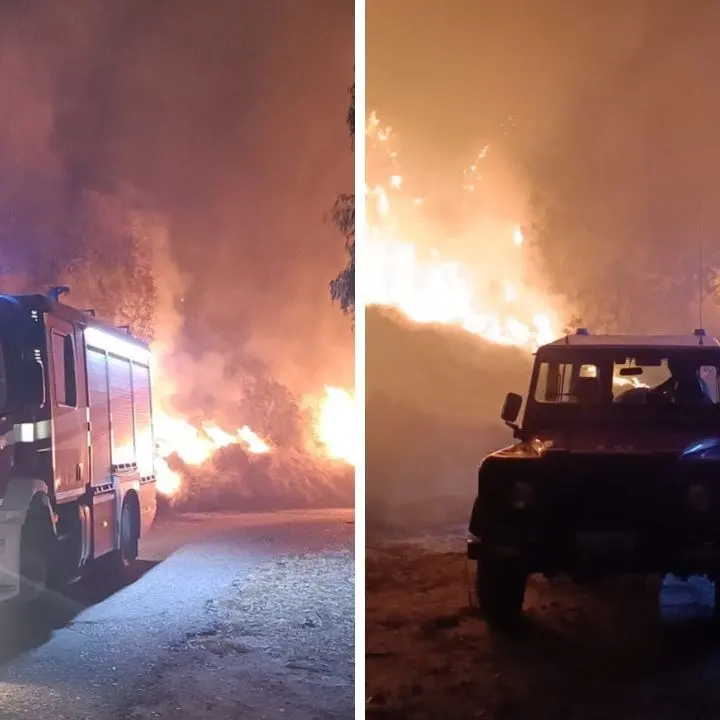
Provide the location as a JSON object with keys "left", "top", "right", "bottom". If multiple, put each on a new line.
{"left": 492, "top": 429, "right": 720, "bottom": 459}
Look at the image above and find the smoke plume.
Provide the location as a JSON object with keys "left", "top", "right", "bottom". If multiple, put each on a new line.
{"left": 366, "top": 0, "right": 720, "bottom": 535}
{"left": 0, "top": 1, "right": 354, "bottom": 507}
{"left": 366, "top": 307, "right": 531, "bottom": 537}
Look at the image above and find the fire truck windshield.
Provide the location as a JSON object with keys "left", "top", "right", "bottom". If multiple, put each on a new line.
{"left": 0, "top": 296, "right": 44, "bottom": 412}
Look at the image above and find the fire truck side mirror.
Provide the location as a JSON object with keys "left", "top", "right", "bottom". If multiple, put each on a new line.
{"left": 20, "top": 359, "right": 45, "bottom": 407}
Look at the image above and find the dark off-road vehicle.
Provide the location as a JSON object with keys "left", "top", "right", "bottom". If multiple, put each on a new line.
{"left": 468, "top": 328, "right": 720, "bottom": 628}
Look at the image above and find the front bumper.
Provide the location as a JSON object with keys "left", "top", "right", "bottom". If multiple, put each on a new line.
{"left": 469, "top": 452, "right": 720, "bottom": 575}
{"left": 467, "top": 531, "right": 720, "bottom": 576}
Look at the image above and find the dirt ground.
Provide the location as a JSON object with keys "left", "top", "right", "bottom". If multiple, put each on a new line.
{"left": 121, "top": 549, "right": 354, "bottom": 720}
{"left": 366, "top": 540, "right": 720, "bottom": 720}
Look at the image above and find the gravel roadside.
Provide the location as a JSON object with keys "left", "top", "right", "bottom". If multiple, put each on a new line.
{"left": 120, "top": 549, "right": 355, "bottom": 720}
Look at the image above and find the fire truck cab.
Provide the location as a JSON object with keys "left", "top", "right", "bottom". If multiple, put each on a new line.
{"left": 0, "top": 288, "right": 158, "bottom": 603}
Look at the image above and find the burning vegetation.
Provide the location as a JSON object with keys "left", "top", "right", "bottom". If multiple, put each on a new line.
{"left": 366, "top": 112, "right": 565, "bottom": 352}
{"left": 0, "top": 1, "right": 355, "bottom": 516}
{"left": 365, "top": 113, "right": 569, "bottom": 533}
{"left": 0, "top": 201, "right": 356, "bottom": 512}
{"left": 37, "top": 206, "right": 357, "bottom": 512}
{"left": 154, "top": 383, "right": 356, "bottom": 504}
{"left": 364, "top": 3, "right": 720, "bottom": 717}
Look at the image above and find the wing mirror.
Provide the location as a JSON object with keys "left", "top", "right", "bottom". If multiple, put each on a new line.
{"left": 501, "top": 392, "right": 523, "bottom": 434}
{"left": 501, "top": 392, "right": 522, "bottom": 423}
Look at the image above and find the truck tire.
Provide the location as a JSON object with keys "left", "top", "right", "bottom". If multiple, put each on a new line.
{"left": 108, "top": 499, "right": 139, "bottom": 581}
{"left": 476, "top": 557, "right": 527, "bottom": 630}
{"left": 18, "top": 506, "right": 57, "bottom": 604}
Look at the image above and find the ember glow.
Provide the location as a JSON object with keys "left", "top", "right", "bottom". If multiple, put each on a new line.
{"left": 366, "top": 112, "right": 564, "bottom": 351}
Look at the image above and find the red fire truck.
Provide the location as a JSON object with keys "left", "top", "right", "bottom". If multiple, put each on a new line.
{"left": 0, "top": 287, "right": 157, "bottom": 603}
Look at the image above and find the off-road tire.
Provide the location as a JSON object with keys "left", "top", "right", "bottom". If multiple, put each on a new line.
{"left": 476, "top": 557, "right": 528, "bottom": 630}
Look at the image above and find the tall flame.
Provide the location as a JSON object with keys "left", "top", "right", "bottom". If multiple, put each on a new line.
{"left": 315, "top": 386, "right": 356, "bottom": 465}
{"left": 365, "top": 112, "right": 564, "bottom": 352}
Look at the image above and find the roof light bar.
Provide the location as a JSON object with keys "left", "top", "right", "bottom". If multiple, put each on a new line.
{"left": 84, "top": 326, "right": 150, "bottom": 364}
{"left": 575, "top": 328, "right": 590, "bottom": 336}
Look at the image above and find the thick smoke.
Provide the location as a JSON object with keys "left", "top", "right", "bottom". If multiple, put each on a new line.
{"left": 366, "top": 307, "right": 531, "bottom": 537}
{"left": 365, "top": 117, "right": 562, "bottom": 538}
{"left": 0, "top": 1, "right": 354, "bottom": 507}
{"left": 368, "top": 0, "right": 720, "bottom": 335}
{"left": 366, "top": 0, "right": 720, "bottom": 536}
{"left": 0, "top": 0, "right": 353, "bottom": 378}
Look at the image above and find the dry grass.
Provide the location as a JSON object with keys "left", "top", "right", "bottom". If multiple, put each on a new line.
{"left": 167, "top": 446, "right": 354, "bottom": 512}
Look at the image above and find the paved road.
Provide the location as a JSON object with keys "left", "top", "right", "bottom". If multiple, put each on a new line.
{"left": 0, "top": 508, "right": 355, "bottom": 719}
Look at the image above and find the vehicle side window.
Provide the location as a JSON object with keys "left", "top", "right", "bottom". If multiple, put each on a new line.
{"left": 700, "top": 366, "right": 719, "bottom": 403}
{"left": 579, "top": 364, "right": 598, "bottom": 378}
{"left": 535, "top": 362, "right": 574, "bottom": 402}
{"left": 52, "top": 331, "right": 77, "bottom": 408}
{"left": 535, "top": 362, "right": 603, "bottom": 403}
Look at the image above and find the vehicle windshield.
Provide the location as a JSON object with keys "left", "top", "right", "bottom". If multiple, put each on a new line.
{"left": 527, "top": 346, "right": 720, "bottom": 426}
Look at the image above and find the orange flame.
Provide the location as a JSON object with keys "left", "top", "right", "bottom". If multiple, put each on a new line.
{"left": 152, "top": 385, "right": 353, "bottom": 497}
{"left": 315, "top": 386, "right": 356, "bottom": 465}
{"left": 366, "top": 112, "right": 564, "bottom": 352}
{"left": 153, "top": 410, "right": 273, "bottom": 497}
{"left": 238, "top": 425, "right": 271, "bottom": 454}
{"left": 155, "top": 457, "right": 182, "bottom": 497}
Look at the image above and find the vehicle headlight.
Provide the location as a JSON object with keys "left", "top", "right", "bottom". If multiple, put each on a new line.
{"left": 688, "top": 484, "right": 710, "bottom": 512}
{"left": 510, "top": 481, "right": 534, "bottom": 510}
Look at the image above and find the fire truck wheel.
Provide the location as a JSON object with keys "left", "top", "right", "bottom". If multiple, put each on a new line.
{"left": 475, "top": 557, "right": 527, "bottom": 630}
{"left": 110, "top": 499, "right": 139, "bottom": 577}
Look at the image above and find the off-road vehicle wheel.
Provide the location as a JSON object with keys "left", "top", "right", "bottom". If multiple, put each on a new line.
{"left": 476, "top": 557, "right": 528, "bottom": 629}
